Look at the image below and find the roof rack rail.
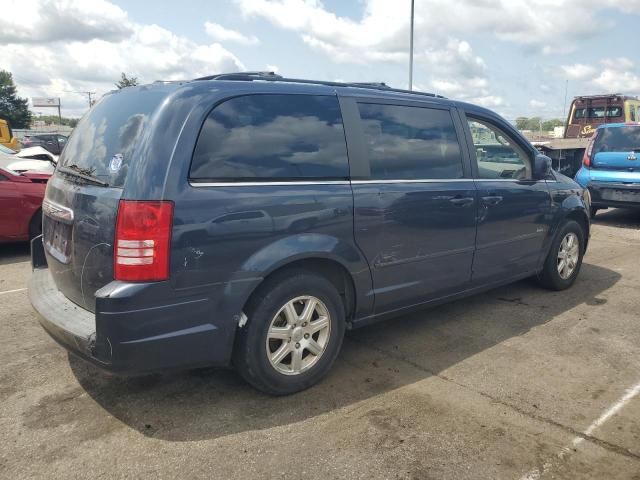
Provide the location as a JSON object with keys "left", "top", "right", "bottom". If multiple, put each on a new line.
{"left": 193, "top": 71, "right": 444, "bottom": 98}
{"left": 194, "top": 71, "right": 282, "bottom": 81}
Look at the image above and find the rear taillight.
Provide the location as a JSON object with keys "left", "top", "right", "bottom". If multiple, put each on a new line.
{"left": 114, "top": 200, "right": 174, "bottom": 282}
{"left": 583, "top": 134, "right": 597, "bottom": 167}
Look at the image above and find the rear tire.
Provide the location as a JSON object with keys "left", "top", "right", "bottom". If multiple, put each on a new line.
{"left": 28, "top": 209, "right": 42, "bottom": 240}
{"left": 590, "top": 206, "right": 599, "bottom": 218}
{"left": 537, "top": 220, "right": 585, "bottom": 291}
{"left": 233, "top": 270, "right": 346, "bottom": 395}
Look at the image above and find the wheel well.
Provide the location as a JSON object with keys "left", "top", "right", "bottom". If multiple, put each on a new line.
{"left": 566, "top": 210, "right": 589, "bottom": 249}
{"left": 245, "top": 258, "right": 357, "bottom": 323}
{"left": 28, "top": 208, "right": 43, "bottom": 237}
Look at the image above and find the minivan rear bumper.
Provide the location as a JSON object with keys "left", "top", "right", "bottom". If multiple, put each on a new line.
{"left": 29, "top": 266, "right": 106, "bottom": 366}
{"left": 29, "top": 236, "right": 236, "bottom": 374}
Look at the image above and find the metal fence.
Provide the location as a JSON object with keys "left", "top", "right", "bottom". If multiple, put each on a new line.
{"left": 13, "top": 126, "right": 74, "bottom": 140}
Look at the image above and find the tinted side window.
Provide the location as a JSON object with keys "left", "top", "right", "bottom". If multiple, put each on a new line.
{"left": 357, "top": 104, "right": 463, "bottom": 180}
{"left": 190, "top": 94, "right": 349, "bottom": 181}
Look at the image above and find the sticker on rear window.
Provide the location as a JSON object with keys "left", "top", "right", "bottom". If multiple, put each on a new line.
{"left": 109, "top": 154, "right": 123, "bottom": 172}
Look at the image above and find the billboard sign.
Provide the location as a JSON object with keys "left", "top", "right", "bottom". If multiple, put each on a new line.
{"left": 32, "top": 97, "right": 60, "bottom": 107}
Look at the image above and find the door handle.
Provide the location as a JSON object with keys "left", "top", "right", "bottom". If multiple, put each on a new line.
{"left": 481, "top": 195, "right": 503, "bottom": 206}
{"left": 449, "top": 196, "right": 475, "bottom": 207}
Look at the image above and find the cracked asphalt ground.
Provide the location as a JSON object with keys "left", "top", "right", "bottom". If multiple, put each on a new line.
{"left": 1, "top": 209, "right": 640, "bottom": 480}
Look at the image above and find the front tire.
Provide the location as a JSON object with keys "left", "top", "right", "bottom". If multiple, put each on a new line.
{"left": 233, "top": 270, "right": 346, "bottom": 395}
{"left": 537, "top": 220, "right": 585, "bottom": 291}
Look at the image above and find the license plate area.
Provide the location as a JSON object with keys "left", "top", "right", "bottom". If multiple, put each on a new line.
{"left": 43, "top": 215, "right": 72, "bottom": 263}
{"left": 601, "top": 188, "right": 640, "bottom": 203}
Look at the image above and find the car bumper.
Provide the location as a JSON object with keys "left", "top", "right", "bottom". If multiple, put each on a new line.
{"left": 588, "top": 181, "right": 640, "bottom": 208}
{"left": 29, "top": 236, "right": 239, "bottom": 374}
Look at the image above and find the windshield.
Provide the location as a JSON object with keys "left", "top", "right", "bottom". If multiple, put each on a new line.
{"left": 594, "top": 126, "right": 640, "bottom": 153}
{"left": 0, "top": 145, "right": 15, "bottom": 154}
{"left": 60, "top": 86, "right": 167, "bottom": 187}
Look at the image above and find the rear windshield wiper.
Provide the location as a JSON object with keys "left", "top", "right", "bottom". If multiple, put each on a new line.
{"left": 59, "top": 164, "right": 109, "bottom": 187}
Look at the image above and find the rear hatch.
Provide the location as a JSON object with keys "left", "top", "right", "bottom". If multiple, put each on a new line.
{"left": 42, "top": 86, "right": 169, "bottom": 312}
{"left": 592, "top": 125, "right": 640, "bottom": 173}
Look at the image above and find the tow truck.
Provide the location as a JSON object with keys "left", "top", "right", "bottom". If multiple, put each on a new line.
{"left": 533, "top": 94, "right": 640, "bottom": 177}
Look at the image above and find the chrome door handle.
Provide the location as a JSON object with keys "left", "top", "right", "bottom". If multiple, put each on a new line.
{"left": 449, "top": 197, "right": 475, "bottom": 207}
{"left": 481, "top": 195, "right": 503, "bottom": 206}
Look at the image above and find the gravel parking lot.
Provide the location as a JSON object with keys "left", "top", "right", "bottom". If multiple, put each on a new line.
{"left": 1, "top": 209, "right": 639, "bottom": 480}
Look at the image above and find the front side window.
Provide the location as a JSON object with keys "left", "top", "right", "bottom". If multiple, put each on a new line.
{"left": 573, "top": 108, "right": 587, "bottom": 119}
{"left": 468, "top": 118, "right": 530, "bottom": 180}
{"left": 357, "top": 103, "right": 463, "bottom": 180}
{"left": 190, "top": 94, "right": 349, "bottom": 181}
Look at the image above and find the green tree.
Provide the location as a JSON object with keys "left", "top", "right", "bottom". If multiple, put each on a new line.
{"left": 37, "top": 115, "right": 79, "bottom": 127}
{"left": 541, "top": 119, "right": 563, "bottom": 131}
{"left": 115, "top": 72, "right": 139, "bottom": 89}
{"left": 515, "top": 117, "right": 530, "bottom": 130}
{"left": 0, "top": 70, "right": 32, "bottom": 128}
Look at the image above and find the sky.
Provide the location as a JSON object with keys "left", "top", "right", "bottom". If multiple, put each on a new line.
{"left": 2, "top": 0, "right": 640, "bottom": 121}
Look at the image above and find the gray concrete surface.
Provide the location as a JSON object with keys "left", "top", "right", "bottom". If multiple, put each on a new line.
{"left": 1, "top": 209, "right": 640, "bottom": 479}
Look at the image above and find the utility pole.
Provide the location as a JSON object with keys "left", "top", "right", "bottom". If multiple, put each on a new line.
{"left": 66, "top": 90, "right": 96, "bottom": 109}
{"left": 409, "top": 0, "right": 415, "bottom": 91}
{"left": 562, "top": 79, "right": 568, "bottom": 121}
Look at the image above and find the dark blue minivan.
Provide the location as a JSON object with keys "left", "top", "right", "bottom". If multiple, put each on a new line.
{"left": 30, "top": 73, "right": 591, "bottom": 394}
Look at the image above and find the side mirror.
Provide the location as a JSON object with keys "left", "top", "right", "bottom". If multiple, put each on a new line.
{"left": 533, "top": 154, "right": 552, "bottom": 180}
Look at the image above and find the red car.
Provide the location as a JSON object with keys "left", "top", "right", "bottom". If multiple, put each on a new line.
{"left": 0, "top": 167, "right": 50, "bottom": 242}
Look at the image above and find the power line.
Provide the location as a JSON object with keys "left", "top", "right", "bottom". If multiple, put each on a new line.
{"left": 64, "top": 90, "right": 96, "bottom": 109}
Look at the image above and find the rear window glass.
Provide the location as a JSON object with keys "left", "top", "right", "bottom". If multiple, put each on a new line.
{"left": 574, "top": 106, "right": 623, "bottom": 120}
{"left": 594, "top": 127, "right": 640, "bottom": 153}
{"left": 60, "top": 87, "right": 166, "bottom": 187}
{"left": 588, "top": 106, "right": 623, "bottom": 118}
{"left": 190, "top": 94, "right": 349, "bottom": 181}
{"left": 357, "top": 103, "right": 463, "bottom": 180}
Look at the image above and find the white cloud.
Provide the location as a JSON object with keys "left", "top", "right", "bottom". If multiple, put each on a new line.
{"left": 560, "top": 63, "right": 597, "bottom": 80}
{"left": 1, "top": 1, "right": 245, "bottom": 116}
{"left": 529, "top": 99, "right": 547, "bottom": 109}
{"left": 559, "top": 57, "right": 640, "bottom": 94}
{"left": 1, "top": 0, "right": 132, "bottom": 44}
{"left": 592, "top": 58, "right": 640, "bottom": 92}
{"left": 237, "top": 0, "right": 640, "bottom": 58}
{"left": 205, "top": 21, "right": 260, "bottom": 45}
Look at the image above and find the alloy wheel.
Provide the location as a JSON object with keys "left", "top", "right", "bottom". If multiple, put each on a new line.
{"left": 265, "top": 296, "right": 331, "bottom": 375}
{"left": 557, "top": 232, "right": 580, "bottom": 280}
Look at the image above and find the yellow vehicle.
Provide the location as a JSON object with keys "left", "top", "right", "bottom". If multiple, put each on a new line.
{"left": 0, "top": 119, "right": 19, "bottom": 151}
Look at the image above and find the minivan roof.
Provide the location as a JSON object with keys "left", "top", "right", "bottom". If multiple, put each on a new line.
{"left": 105, "top": 71, "right": 502, "bottom": 126}
{"left": 187, "top": 71, "right": 491, "bottom": 112}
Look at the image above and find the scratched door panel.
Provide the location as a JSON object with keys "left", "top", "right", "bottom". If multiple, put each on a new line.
{"left": 353, "top": 181, "right": 477, "bottom": 314}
